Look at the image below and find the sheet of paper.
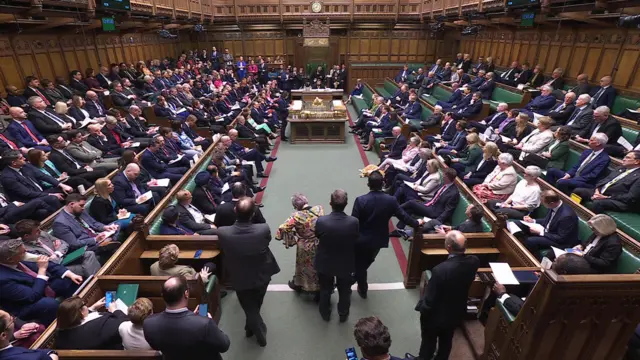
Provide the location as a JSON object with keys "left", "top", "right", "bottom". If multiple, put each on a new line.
{"left": 221, "top": 182, "right": 230, "bottom": 193}
{"left": 433, "top": 134, "right": 441, "bottom": 139}
{"left": 404, "top": 180, "right": 415, "bottom": 188}
{"left": 519, "top": 221, "right": 544, "bottom": 234}
{"left": 155, "top": 178, "right": 171, "bottom": 187}
{"left": 117, "top": 211, "right": 131, "bottom": 220}
{"left": 506, "top": 221, "right": 522, "bottom": 234}
{"left": 540, "top": 257, "right": 553, "bottom": 269}
{"left": 101, "top": 230, "right": 116, "bottom": 239}
{"left": 489, "top": 262, "right": 520, "bottom": 285}
{"left": 422, "top": 216, "right": 431, "bottom": 222}
{"left": 500, "top": 135, "right": 511, "bottom": 143}
{"left": 517, "top": 84, "right": 526, "bottom": 90}
{"left": 136, "top": 191, "right": 153, "bottom": 204}
{"left": 177, "top": 108, "right": 188, "bottom": 114}
{"left": 204, "top": 214, "right": 216, "bottom": 223}
{"left": 115, "top": 298, "right": 129, "bottom": 315}
{"left": 551, "top": 246, "right": 567, "bottom": 258}
{"left": 169, "top": 154, "right": 184, "bottom": 164}
{"left": 437, "top": 155, "right": 445, "bottom": 162}
{"left": 434, "top": 142, "right": 443, "bottom": 148}
{"left": 628, "top": 108, "right": 639, "bottom": 114}
{"left": 617, "top": 136, "right": 633, "bottom": 151}
{"left": 193, "top": 154, "right": 200, "bottom": 163}
{"left": 372, "top": 128, "right": 382, "bottom": 133}
{"left": 103, "top": 90, "right": 110, "bottom": 96}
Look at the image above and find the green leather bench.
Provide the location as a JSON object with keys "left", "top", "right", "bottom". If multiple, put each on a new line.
{"left": 612, "top": 95, "right": 640, "bottom": 116}
{"left": 450, "top": 192, "right": 492, "bottom": 232}
{"left": 606, "top": 212, "right": 640, "bottom": 243}
{"left": 372, "top": 102, "right": 434, "bottom": 155}
{"left": 621, "top": 126, "right": 639, "bottom": 144}
{"left": 353, "top": 85, "right": 375, "bottom": 114}
{"left": 376, "top": 79, "right": 399, "bottom": 99}
{"left": 422, "top": 86, "right": 452, "bottom": 106}
{"left": 483, "top": 87, "right": 525, "bottom": 112}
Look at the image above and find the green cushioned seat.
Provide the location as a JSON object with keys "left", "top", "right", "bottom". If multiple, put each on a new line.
{"left": 206, "top": 274, "right": 217, "bottom": 294}
{"left": 376, "top": 87, "right": 392, "bottom": 98}
{"left": 420, "top": 104, "right": 433, "bottom": 122}
{"left": 612, "top": 96, "right": 640, "bottom": 116}
{"left": 607, "top": 211, "right": 640, "bottom": 242}
{"left": 384, "top": 80, "right": 399, "bottom": 97}
{"left": 422, "top": 86, "right": 452, "bottom": 106}
{"left": 353, "top": 98, "right": 368, "bottom": 114}
{"left": 485, "top": 87, "right": 523, "bottom": 111}
{"left": 613, "top": 247, "right": 640, "bottom": 274}
{"left": 563, "top": 84, "right": 572, "bottom": 91}
{"left": 563, "top": 149, "right": 582, "bottom": 171}
{"left": 450, "top": 194, "right": 491, "bottom": 232}
{"left": 622, "top": 127, "right": 639, "bottom": 144}
{"left": 577, "top": 218, "right": 593, "bottom": 242}
{"left": 497, "top": 298, "right": 517, "bottom": 323}
{"left": 362, "top": 86, "right": 374, "bottom": 106}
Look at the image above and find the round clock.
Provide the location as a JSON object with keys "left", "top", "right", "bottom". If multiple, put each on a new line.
{"left": 311, "top": 1, "right": 322, "bottom": 13}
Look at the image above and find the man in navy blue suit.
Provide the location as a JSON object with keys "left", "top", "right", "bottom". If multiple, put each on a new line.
{"left": 477, "top": 72, "right": 496, "bottom": 100}
{"left": 84, "top": 91, "right": 107, "bottom": 119}
{"left": 351, "top": 171, "right": 423, "bottom": 298}
{"left": 451, "top": 92, "right": 483, "bottom": 120}
{"left": 436, "top": 85, "right": 471, "bottom": 113}
{"left": 112, "top": 164, "right": 161, "bottom": 216}
{"left": 0, "top": 240, "right": 80, "bottom": 326}
{"left": 467, "top": 102, "right": 508, "bottom": 133}
{"left": 425, "top": 113, "right": 457, "bottom": 144}
{"left": 380, "top": 127, "right": 407, "bottom": 161}
{"left": 467, "top": 70, "right": 486, "bottom": 91}
{"left": 226, "top": 130, "right": 276, "bottom": 178}
{"left": 0, "top": 309, "right": 59, "bottom": 360}
{"left": 402, "top": 94, "right": 422, "bottom": 123}
{"left": 6, "top": 107, "right": 51, "bottom": 152}
{"left": 590, "top": 76, "right": 616, "bottom": 109}
{"left": 394, "top": 64, "right": 410, "bottom": 83}
{"left": 545, "top": 133, "right": 611, "bottom": 194}
{"left": 140, "top": 138, "right": 187, "bottom": 184}
{"left": 520, "top": 85, "right": 557, "bottom": 119}
{"left": 436, "top": 120, "right": 467, "bottom": 156}
{"left": 519, "top": 190, "right": 579, "bottom": 257}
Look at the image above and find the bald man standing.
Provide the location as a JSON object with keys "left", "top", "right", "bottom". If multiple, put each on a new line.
{"left": 414, "top": 231, "right": 479, "bottom": 360}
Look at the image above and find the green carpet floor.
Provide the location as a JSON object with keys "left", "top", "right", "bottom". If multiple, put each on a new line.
{"left": 216, "top": 105, "right": 476, "bottom": 359}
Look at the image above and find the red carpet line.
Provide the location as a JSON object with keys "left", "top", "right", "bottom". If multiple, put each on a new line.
{"left": 254, "top": 137, "right": 281, "bottom": 205}
{"left": 346, "top": 110, "right": 408, "bottom": 277}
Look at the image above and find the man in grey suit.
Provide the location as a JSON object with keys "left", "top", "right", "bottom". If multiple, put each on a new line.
{"left": 66, "top": 130, "right": 119, "bottom": 171}
{"left": 175, "top": 190, "right": 218, "bottom": 235}
{"left": 314, "top": 189, "right": 359, "bottom": 322}
{"left": 217, "top": 198, "right": 280, "bottom": 347}
{"left": 143, "top": 276, "right": 230, "bottom": 360}
{"left": 566, "top": 94, "right": 594, "bottom": 135}
{"left": 16, "top": 219, "right": 101, "bottom": 278}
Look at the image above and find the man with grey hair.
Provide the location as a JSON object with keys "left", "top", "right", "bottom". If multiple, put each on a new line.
{"left": 468, "top": 102, "right": 509, "bottom": 133}
{"left": 541, "top": 67, "right": 565, "bottom": 91}
{"left": 126, "top": 105, "right": 157, "bottom": 138}
{"left": 545, "top": 133, "right": 611, "bottom": 194}
{"left": 0, "top": 239, "right": 81, "bottom": 326}
{"left": 415, "top": 230, "right": 479, "bottom": 360}
{"left": 27, "top": 96, "right": 73, "bottom": 137}
{"left": 566, "top": 93, "right": 594, "bottom": 135}
{"left": 547, "top": 92, "right": 577, "bottom": 126}
{"left": 575, "top": 106, "right": 622, "bottom": 147}
{"left": 380, "top": 126, "right": 407, "bottom": 161}
{"left": 590, "top": 75, "right": 616, "bottom": 109}
{"left": 520, "top": 85, "right": 557, "bottom": 119}
{"left": 315, "top": 189, "right": 359, "bottom": 322}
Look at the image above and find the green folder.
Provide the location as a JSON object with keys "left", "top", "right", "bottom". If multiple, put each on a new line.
{"left": 116, "top": 284, "right": 139, "bottom": 306}
{"left": 61, "top": 246, "right": 86, "bottom": 266}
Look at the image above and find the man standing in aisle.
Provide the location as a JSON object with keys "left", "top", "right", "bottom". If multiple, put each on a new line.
{"left": 217, "top": 198, "right": 280, "bottom": 347}
{"left": 351, "top": 171, "right": 422, "bottom": 299}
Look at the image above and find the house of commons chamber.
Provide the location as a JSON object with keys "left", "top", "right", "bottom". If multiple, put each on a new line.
{"left": 1, "top": 0, "right": 640, "bottom": 359}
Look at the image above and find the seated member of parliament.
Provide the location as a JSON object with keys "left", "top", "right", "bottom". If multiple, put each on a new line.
{"left": 175, "top": 190, "right": 218, "bottom": 235}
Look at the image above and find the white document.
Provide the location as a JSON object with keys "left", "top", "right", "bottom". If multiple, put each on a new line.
{"left": 489, "top": 262, "right": 520, "bottom": 285}
{"left": 437, "top": 155, "right": 445, "bottom": 162}
{"left": 551, "top": 246, "right": 567, "bottom": 258}
{"left": 517, "top": 84, "right": 526, "bottom": 90}
{"left": 193, "top": 154, "right": 200, "bottom": 163}
{"left": 540, "top": 257, "right": 553, "bottom": 269}
{"left": 532, "top": 113, "right": 543, "bottom": 125}
{"left": 231, "top": 104, "right": 241, "bottom": 110}
{"left": 506, "top": 221, "right": 522, "bottom": 234}
{"left": 124, "top": 142, "right": 140, "bottom": 148}
{"left": 204, "top": 214, "right": 216, "bottom": 223}
{"left": 434, "top": 142, "right": 443, "bottom": 148}
{"left": 79, "top": 119, "right": 93, "bottom": 128}
{"left": 500, "top": 135, "right": 511, "bottom": 143}
{"left": 176, "top": 108, "right": 188, "bottom": 114}
{"left": 155, "top": 178, "right": 171, "bottom": 187}
{"left": 519, "top": 220, "right": 544, "bottom": 234}
{"left": 483, "top": 127, "right": 493, "bottom": 139}
{"left": 422, "top": 216, "right": 431, "bottom": 223}
{"left": 169, "top": 154, "right": 184, "bottom": 164}
{"left": 617, "top": 136, "right": 633, "bottom": 151}
{"left": 221, "top": 183, "right": 230, "bottom": 193}
{"left": 433, "top": 134, "right": 441, "bottom": 140}
{"left": 101, "top": 230, "right": 116, "bottom": 239}
{"left": 404, "top": 180, "right": 415, "bottom": 188}
{"left": 135, "top": 191, "right": 153, "bottom": 204}
{"left": 115, "top": 298, "right": 129, "bottom": 315}
{"left": 354, "top": 94, "right": 364, "bottom": 99}
{"left": 103, "top": 90, "right": 110, "bottom": 96}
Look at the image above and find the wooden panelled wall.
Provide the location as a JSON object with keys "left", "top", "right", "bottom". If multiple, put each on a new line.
{"left": 459, "top": 28, "right": 640, "bottom": 95}
{"left": 0, "top": 33, "right": 182, "bottom": 93}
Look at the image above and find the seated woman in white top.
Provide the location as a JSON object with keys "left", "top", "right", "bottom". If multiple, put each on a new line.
{"left": 118, "top": 297, "right": 153, "bottom": 350}
{"left": 394, "top": 158, "right": 442, "bottom": 204}
{"left": 472, "top": 152, "right": 518, "bottom": 203}
{"left": 379, "top": 136, "right": 421, "bottom": 171}
{"left": 487, "top": 165, "right": 542, "bottom": 219}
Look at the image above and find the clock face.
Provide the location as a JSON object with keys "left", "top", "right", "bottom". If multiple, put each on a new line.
{"left": 311, "top": 1, "right": 322, "bottom": 12}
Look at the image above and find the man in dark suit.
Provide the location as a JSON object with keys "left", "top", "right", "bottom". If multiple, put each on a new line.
{"left": 566, "top": 73, "right": 591, "bottom": 96}
{"left": 547, "top": 92, "right": 577, "bottom": 126}
{"left": 351, "top": 171, "right": 422, "bottom": 298}
{"left": 425, "top": 113, "right": 457, "bottom": 145}
{"left": 69, "top": 70, "right": 89, "bottom": 96}
{"left": 0, "top": 240, "right": 80, "bottom": 326}
{"left": 451, "top": 92, "right": 483, "bottom": 120}
{"left": 84, "top": 91, "right": 107, "bottom": 119}
{"left": 410, "top": 68, "right": 425, "bottom": 89}
{"left": 497, "top": 61, "right": 521, "bottom": 86}
{"left": 540, "top": 68, "right": 565, "bottom": 90}
{"left": 415, "top": 231, "right": 479, "bottom": 360}
{"left": 26, "top": 97, "right": 72, "bottom": 137}
{"left": 521, "top": 85, "right": 557, "bottom": 119}
{"left": 143, "top": 276, "right": 230, "bottom": 360}
{"left": 393, "top": 168, "right": 460, "bottom": 237}
{"left": 566, "top": 94, "right": 595, "bottom": 135}
{"left": 314, "top": 189, "right": 359, "bottom": 322}
{"left": 394, "top": 65, "right": 410, "bottom": 83}
{"left": 225, "top": 131, "right": 276, "bottom": 178}
{"left": 5, "top": 85, "right": 27, "bottom": 108}
{"left": 590, "top": 76, "right": 616, "bottom": 109}
{"left": 217, "top": 198, "right": 279, "bottom": 347}
{"left": 140, "top": 138, "right": 187, "bottom": 184}
{"left": 545, "top": 133, "right": 611, "bottom": 194}
{"left": 573, "top": 151, "right": 640, "bottom": 213}
{"left": 436, "top": 85, "right": 471, "bottom": 113}
{"left": 418, "top": 72, "right": 439, "bottom": 97}
{"left": 380, "top": 127, "right": 407, "bottom": 162}
{"left": 22, "top": 77, "right": 50, "bottom": 107}
{"left": 467, "top": 70, "right": 486, "bottom": 91}
{"left": 403, "top": 94, "right": 422, "bottom": 123}
{"left": 175, "top": 190, "right": 217, "bottom": 235}
{"left": 467, "top": 102, "right": 508, "bottom": 133}
{"left": 575, "top": 106, "right": 622, "bottom": 146}
{"left": 0, "top": 309, "right": 59, "bottom": 360}
{"left": 110, "top": 82, "right": 134, "bottom": 108}
{"left": 514, "top": 62, "right": 533, "bottom": 86}
{"left": 47, "top": 136, "right": 107, "bottom": 183}
{"left": 477, "top": 72, "right": 496, "bottom": 100}
{"left": 112, "top": 164, "right": 161, "bottom": 215}
{"left": 6, "top": 107, "right": 51, "bottom": 152}
{"left": 213, "top": 183, "right": 266, "bottom": 227}
{"left": 519, "top": 190, "right": 579, "bottom": 256}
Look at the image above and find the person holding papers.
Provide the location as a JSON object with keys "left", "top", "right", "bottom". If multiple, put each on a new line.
{"left": 435, "top": 121, "right": 468, "bottom": 156}
{"left": 393, "top": 159, "right": 442, "bottom": 205}
{"left": 461, "top": 142, "right": 499, "bottom": 187}
{"left": 52, "top": 194, "right": 120, "bottom": 261}
{"left": 572, "top": 151, "right": 640, "bottom": 213}
{"left": 54, "top": 296, "right": 128, "bottom": 350}
{"left": 141, "top": 137, "right": 187, "bottom": 185}
{"left": 568, "top": 214, "right": 622, "bottom": 273}
{"left": 16, "top": 219, "right": 100, "bottom": 278}
{"left": 379, "top": 136, "right": 421, "bottom": 172}
{"left": 518, "top": 190, "right": 579, "bottom": 258}
{"left": 350, "top": 96, "right": 383, "bottom": 134}
{"left": 574, "top": 106, "right": 622, "bottom": 147}
{"left": 523, "top": 126, "right": 571, "bottom": 170}
{"left": 112, "top": 164, "right": 161, "bottom": 216}
{"left": 424, "top": 112, "right": 457, "bottom": 145}
{"left": 487, "top": 166, "right": 542, "bottom": 220}
{"left": 155, "top": 135, "right": 192, "bottom": 169}
{"left": 175, "top": 190, "right": 218, "bottom": 235}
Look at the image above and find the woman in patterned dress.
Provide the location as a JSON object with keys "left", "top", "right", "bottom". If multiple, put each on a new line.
{"left": 275, "top": 193, "right": 324, "bottom": 296}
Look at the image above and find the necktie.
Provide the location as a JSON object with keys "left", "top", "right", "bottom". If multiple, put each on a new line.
{"left": 0, "top": 134, "right": 17, "bottom": 149}
{"left": 545, "top": 209, "right": 556, "bottom": 230}
{"left": 17, "top": 263, "right": 56, "bottom": 297}
{"left": 503, "top": 69, "right": 513, "bottom": 79}
{"left": 130, "top": 181, "right": 142, "bottom": 197}
{"left": 426, "top": 185, "right": 448, "bottom": 207}
{"left": 19, "top": 170, "right": 43, "bottom": 191}
{"left": 592, "top": 87, "right": 605, "bottom": 103}
{"left": 567, "top": 108, "right": 582, "bottom": 125}
{"left": 75, "top": 215, "right": 97, "bottom": 237}
{"left": 37, "top": 240, "right": 56, "bottom": 257}
{"left": 94, "top": 101, "right": 103, "bottom": 116}
{"left": 61, "top": 151, "right": 81, "bottom": 168}
{"left": 0, "top": 194, "right": 8, "bottom": 207}
{"left": 44, "top": 111, "right": 66, "bottom": 126}
{"left": 601, "top": 169, "right": 636, "bottom": 194}
{"left": 576, "top": 152, "right": 596, "bottom": 176}
{"left": 554, "top": 103, "right": 565, "bottom": 112}
{"left": 530, "top": 73, "right": 539, "bottom": 85}
{"left": 21, "top": 122, "right": 40, "bottom": 143}
{"left": 203, "top": 188, "right": 216, "bottom": 207}
{"left": 33, "top": 88, "right": 50, "bottom": 106}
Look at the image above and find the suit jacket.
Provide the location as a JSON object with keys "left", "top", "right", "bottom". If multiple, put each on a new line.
{"left": 478, "top": 80, "right": 495, "bottom": 100}
{"left": 590, "top": 86, "right": 616, "bottom": 109}
{"left": 500, "top": 68, "right": 521, "bottom": 84}
{"left": 27, "top": 109, "right": 68, "bottom": 137}
{"left": 515, "top": 69, "right": 533, "bottom": 85}
{"left": 544, "top": 77, "right": 565, "bottom": 91}
{"left": 213, "top": 199, "right": 265, "bottom": 227}
{"left": 88, "top": 133, "right": 121, "bottom": 154}
{"left": 111, "top": 92, "right": 133, "bottom": 108}
{"left": 143, "top": 309, "right": 229, "bottom": 360}
{"left": 403, "top": 101, "right": 421, "bottom": 120}
{"left": 546, "top": 102, "right": 576, "bottom": 125}
{"left": 480, "top": 112, "right": 508, "bottom": 129}
{"left": 581, "top": 233, "right": 623, "bottom": 273}
{"left": 0, "top": 347, "right": 54, "bottom": 360}
{"left": 415, "top": 254, "right": 480, "bottom": 328}
{"left": 426, "top": 183, "right": 460, "bottom": 223}
{"left": 140, "top": 150, "right": 170, "bottom": 178}
{"left": 568, "top": 83, "right": 591, "bottom": 96}
{"left": 525, "top": 94, "right": 556, "bottom": 115}
{"left": 456, "top": 219, "right": 484, "bottom": 233}
{"left": 578, "top": 116, "right": 622, "bottom": 145}
{"left": 566, "top": 106, "right": 594, "bottom": 134}
{"left": 445, "top": 89, "right": 463, "bottom": 104}
{"left": 52, "top": 210, "right": 106, "bottom": 251}
{"left": 84, "top": 100, "right": 107, "bottom": 119}
{"left": 566, "top": 149, "right": 610, "bottom": 185}
{"left": 112, "top": 172, "right": 150, "bottom": 208}
{"left": 55, "top": 310, "right": 128, "bottom": 350}
{"left": 440, "top": 120, "right": 457, "bottom": 142}
{"left": 520, "top": 129, "right": 554, "bottom": 155}
{"left": 351, "top": 191, "right": 418, "bottom": 248}
{"left": 22, "top": 231, "right": 70, "bottom": 262}
{"left": 126, "top": 115, "right": 150, "bottom": 137}
{"left": 444, "top": 131, "right": 467, "bottom": 152}
{"left": 175, "top": 203, "right": 211, "bottom": 232}
{"left": 468, "top": 158, "right": 497, "bottom": 179}
{"left": 193, "top": 186, "right": 218, "bottom": 214}
{"left": 314, "top": 211, "right": 359, "bottom": 276}
{"left": 542, "top": 140, "right": 570, "bottom": 170}
{"left": 387, "top": 135, "right": 407, "bottom": 159}
{"left": 458, "top": 73, "right": 471, "bottom": 86}
{"left": 531, "top": 202, "right": 578, "bottom": 247}
{"left": 218, "top": 221, "right": 280, "bottom": 290}
{"left": 67, "top": 141, "right": 104, "bottom": 163}
{"left": 468, "top": 76, "right": 484, "bottom": 91}
{"left": 596, "top": 167, "right": 640, "bottom": 209}
{"left": 456, "top": 99, "right": 483, "bottom": 118}
{"left": 48, "top": 149, "right": 88, "bottom": 176}
{"left": 0, "top": 166, "right": 58, "bottom": 202}
{"left": 0, "top": 260, "right": 74, "bottom": 318}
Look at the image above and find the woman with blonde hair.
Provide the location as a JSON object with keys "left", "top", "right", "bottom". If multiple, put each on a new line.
{"left": 462, "top": 141, "right": 499, "bottom": 187}
{"left": 118, "top": 298, "right": 153, "bottom": 350}
{"left": 275, "top": 193, "right": 324, "bottom": 296}
{"left": 379, "top": 136, "right": 421, "bottom": 171}
{"left": 89, "top": 178, "right": 135, "bottom": 229}
{"left": 450, "top": 132, "right": 482, "bottom": 176}
{"left": 473, "top": 152, "right": 518, "bottom": 202}
{"left": 150, "top": 243, "right": 213, "bottom": 279}
{"left": 394, "top": 158, "right": 442, "bottom": 204}
{"left": 569, "top": 214, "right": 622, "bottom": 273}
{"left": 499, "top": 113, "right": 532, "bottom": 152}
